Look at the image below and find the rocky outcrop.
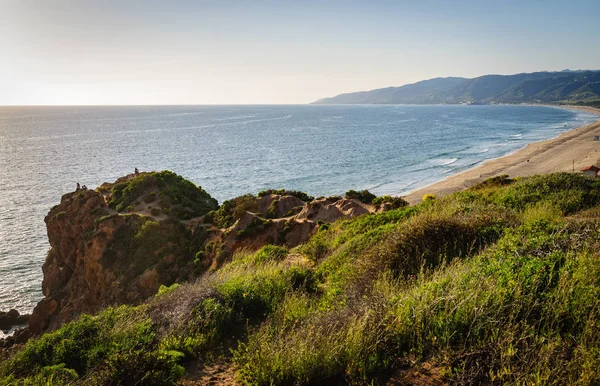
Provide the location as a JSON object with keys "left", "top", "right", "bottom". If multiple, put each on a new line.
{"left": 296, "top": 197, "right": 371, "bottom": 222}
{"left": 220, "top": 195, "right": 377, "bottom": 255}
{"left": 30, "top": 173, "right": 215, "bottom": 335}
{"left": 29, "top": 171, "right": 402, "bottom": 335}
{"left": 256, "top": 194, "right": 306, "bottom": 218}
{"left": 0, "top": 310, "right": 29, "bottom": 331}
{"left": 0, "top": 327, "right": 31, "bottom": 349}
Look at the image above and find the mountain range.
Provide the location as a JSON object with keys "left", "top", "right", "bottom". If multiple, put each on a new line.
{"left": 312, "top": 70, "right": 600, "bottom": 105}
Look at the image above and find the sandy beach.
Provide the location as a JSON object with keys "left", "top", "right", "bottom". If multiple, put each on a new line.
{"left": 404, "top": 106, "right": 600, "bottom": 204}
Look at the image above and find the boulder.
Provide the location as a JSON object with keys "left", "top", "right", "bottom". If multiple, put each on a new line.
{"left": 0, "top": 309, "right": 29, "bottom": 331}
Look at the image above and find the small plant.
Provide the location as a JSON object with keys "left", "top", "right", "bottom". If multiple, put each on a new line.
{"left": 157, "top": 283, "right": 181, "bottom": 296}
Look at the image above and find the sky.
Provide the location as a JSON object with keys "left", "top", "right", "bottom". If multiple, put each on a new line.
{"left": 1, "top": 0, "right": 599, "bottom": 105}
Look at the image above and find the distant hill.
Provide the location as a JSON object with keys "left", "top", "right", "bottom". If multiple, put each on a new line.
{"left": 312, "top": 71, "right": 600, "bottom": 105}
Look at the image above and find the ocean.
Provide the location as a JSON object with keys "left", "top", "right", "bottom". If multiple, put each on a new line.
{"left": 0, "top": 104, "right": 597, "bottom": 318}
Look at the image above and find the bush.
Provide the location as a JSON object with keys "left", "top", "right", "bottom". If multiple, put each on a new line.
{"left": 160, "top": 298, "right": 235, "bottom": 358}
{"left": 345, "top": 189, "right": 376, "bottom": 204}
{"left": 217, "top": 265, "right": 316, "bottom": 319}
{"left": 251, "top": 245, "right": 289, "bottom": 264}
{"left": 372, "top": 195, "right": 408, "bottom": 209}
{"left": 258, "top": 189, "right": 314, "bottom": 202}
{"left": 0, "top": 306, "right": 185, "bottom": 385}
{"left": 472, "top": 174, "right": 515, "bottom": 189}
{"left": 207, "top": 194, "right": 258, "bottom": 228}
{"left": 157, "top": 283, "right": 181, "bottom": 296}
{"left": 236, "top": 217, "right": 269, "bottom": 238}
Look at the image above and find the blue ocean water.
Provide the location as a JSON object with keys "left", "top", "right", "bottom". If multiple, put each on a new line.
{"left": 0, "top": 104, "right": 597, "bottom": 317}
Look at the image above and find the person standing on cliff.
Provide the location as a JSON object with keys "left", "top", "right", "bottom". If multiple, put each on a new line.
{"left": 134, "top": 168, "right": 139, "bottom": 175}
{"left": 76, "top": 182, "right": 80, "bottom": 191}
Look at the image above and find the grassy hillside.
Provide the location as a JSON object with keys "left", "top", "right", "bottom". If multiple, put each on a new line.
{"left": 314, "top": 70, "right": 600, "bottom": 105}
{"left": 3, "top": 173, "right": 600, "bottom": 385}
{"left": 104, "top": 171, "right": 218, "bottom": 220}
{"left": 311, "top": 77, "right": 467, "bottom": 104}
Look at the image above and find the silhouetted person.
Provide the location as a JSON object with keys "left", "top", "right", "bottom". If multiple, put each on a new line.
{"left": 76, "top": 182, "right": 80, "bottom": 191}
{"left": 134, "top": 168, "right": 139, "bottom": 175}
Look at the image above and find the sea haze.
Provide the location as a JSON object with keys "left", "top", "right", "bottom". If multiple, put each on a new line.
{"left": 0, "top": 104, "right": 597, "bottom": 317}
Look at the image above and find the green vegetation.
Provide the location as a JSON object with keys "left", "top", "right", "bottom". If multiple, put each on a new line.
{"left": 0, "top": 306, "right": 184, "bottom": 385}
{"left": 207, "top": 189, "right": 313, "bottom": 227}
{"left": 100, "top": 215, "right": 193, "bottom": 280}
{"left": 344, "top": 189, "right": 376, "bottom": 204}
{"left": 231, "top": 245, "right": 289, "bottom": 266}
{"left": 236, "top": 216, "right": 270, "bottom": 238}
{"left": 107, "top": 171, "right": 218, "bottom": 220}
{"left": 315, "top": 70, "right": 600, "bottom": 105}
{"left": 4, "top": 173, "right": 600, "bottom": 385}
{"left": 258, "top": 189, "right": 314, "bottom": 202}
{"left": 573, "top": 100, "right": 600, "bottom": 109}
{"left": 372, "top": 194, "right": 408, "bottom": 209}
{"left": 206, "top": 194, "right": 258, "bottom": 228}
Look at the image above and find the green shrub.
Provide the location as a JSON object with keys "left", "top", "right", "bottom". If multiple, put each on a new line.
{"left": 159, "top": 298, "right": 235, "bottom": 358}
{"left": 207, "top": 194, "right": 258, "bottom": 228}
{"left": 157, "top": 283, "right": 181, "bottom": 296}
{"left": 251, "top": 245, "right": 289, "bottom": 264}
{"left": 217, "top": 265, "right": 316, "bottom": 319}
{"left": 345, "top": 189, "right": 376, "bottom": 204}
{"left": 237, "top": 217, "right": 269, "bottom": 238}
{"left": 1, "top": 306, "right": 185, "bottom": 385}
{"left": 372, "top": 195, "right": 408, "bottom": 209}
{"left": 233, "top": 217, "right": 600, "bottom": 384}
{"left": 472, "top": 174, "right": 515, "bottom": 189}
{"left": 258, "top": 189, "right": 314, "bottom": 202}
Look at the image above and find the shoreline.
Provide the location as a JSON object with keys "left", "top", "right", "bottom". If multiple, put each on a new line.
{"left": 403, "top": 105, "right": 600, "bottom": 204}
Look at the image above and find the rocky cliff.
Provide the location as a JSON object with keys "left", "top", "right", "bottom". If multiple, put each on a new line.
{"left": 29, "top": 172, "right": 218, "bottom": 334}
{"left": 29, "top": 172, "right": 403, "bottom": 335}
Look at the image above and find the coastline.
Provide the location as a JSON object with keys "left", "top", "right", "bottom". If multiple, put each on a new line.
{"left": 404, "top": 105, "right": 600, "bottom": 204}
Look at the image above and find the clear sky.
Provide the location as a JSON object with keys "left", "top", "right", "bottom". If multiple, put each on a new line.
{"left": 1, "top": 0, "right": 599, "bottom": 105}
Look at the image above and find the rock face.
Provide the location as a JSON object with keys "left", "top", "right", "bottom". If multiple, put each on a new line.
{"left": 30, "top": 173, "right": 216, "bottom": 334}
{"left": 29, "top": 171, "right": 394, "bottom": 335}
{"left": 296, "top": 197, "right": 371, "bottom": 222}
{"left": 220, "top": 195, "right": 377, "bottom": 256}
